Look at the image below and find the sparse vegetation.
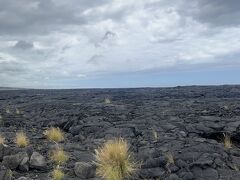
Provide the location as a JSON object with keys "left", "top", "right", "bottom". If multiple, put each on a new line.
{"left": 105, "top": 98, "right": 111, "bottom": 104}
{"left": 223, "top": 133, "right": 232, "bottom": 149}
{"left": 234, "top": 165, "right": 240, "bottom": 172}
{"left": 166, "top": 152, "right": 174, "bottom": 166}
{"left": 0, "top": 135, "right": 5, "bottom": 145}
{"left": 44, "top": 127, "right": 64, "bottom": 143}
{"left": 152, "top": 129, "right": 158, "bottom": 141}
{"left": 95, "top": 138, "right": 136, "bottom": 180}
{"left": 6, "top": 108, "right": 10, "bottom": 114}
{"left": 16, "top": 131, "right": 29, "bottom": 148}
{"left": 223, "top": 105, "right": 229, "bottom": 110}
{"left": 50, "top": 148, "right": 69, "bottom": 165}
{"left": 0, "top": 114, "right": 3, "bottom": 125}
{"left": 52, "top": 168, "right": 65, "bottom": 180}
{"left": 16, "top": 108, "right": 21, "bottom": 114}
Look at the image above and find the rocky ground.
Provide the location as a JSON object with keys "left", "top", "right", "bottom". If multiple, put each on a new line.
{"left": 1, "top": 85, "right": 240, "bottom": 180}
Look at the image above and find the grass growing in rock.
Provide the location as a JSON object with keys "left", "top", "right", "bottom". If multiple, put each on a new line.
{"left": 105, "top": 98, "right": 111, "bottom": 104}
{"left": 0, "top": 114, "right": 3, "bottom": 126}
{"left": 15, "top": 131, "right": 29, "bottom": 148}
{"left": 166, "top": 152, "right": 174, "bottom": 165}
{"left": 6, "top": 108, "right": 11, "bottom": 114}
{"left": 52, "top": 168, "right": 65, "bottom": 180}
{"left": 44, "top": 127, "right": 64, "bottom": 143}
{"left": 223, "top": 134, "right": 232, "bottom": 149}
{"left": 166, "top": 152, "right": 175, "bottom": 172}
{"left": 16, "top": 108, "right": 21, "bottom": 114}
{"left": 0, "top": 135, "right": 5, "bottom": 145}
{"left": 152, "top": 129, "right": 158, "bottom": 141}
{"left": 95, "top": 138, "right": 136, "bottom": 180}
{"left": 50, "top": 148, "right": 69, "bottom": 165}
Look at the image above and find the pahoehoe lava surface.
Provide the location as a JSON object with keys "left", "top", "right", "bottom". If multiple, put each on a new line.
{"left": 1, "top": 85, "right": 240, "bottom": 179}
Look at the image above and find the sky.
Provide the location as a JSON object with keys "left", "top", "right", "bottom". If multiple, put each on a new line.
{"left": 0, "top": 0, "right": 240, "bottom": 88}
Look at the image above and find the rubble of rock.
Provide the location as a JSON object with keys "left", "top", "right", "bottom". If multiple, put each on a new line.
{"left": 0, "top": 85, "right": 240, "bottom": 179}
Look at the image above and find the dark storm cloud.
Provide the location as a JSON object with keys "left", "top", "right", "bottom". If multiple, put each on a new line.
{"left": 182, "top": 0, "right": 240, "bottom": 26}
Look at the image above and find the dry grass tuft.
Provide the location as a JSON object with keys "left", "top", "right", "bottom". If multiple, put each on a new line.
{"left": 52, "top": 168, "right": 65, "bottom": 180}
{"left": 105, "top": 98, "right": 111, "bottom": 104}
{"left": 50, "top": 148, "right": 69, "bottom": 165}
{"left": 166, "top": 152, "right": 174, "bottom": 166}
{"left": 6, "top": 108, "right": 10, "bottom": 114}
{"left": 16, "top": 108, "right": 21, "bottom": 114}
{"left": 152, "top": 129, "right": 158, "bottom": 141}
{"left": 223, "top": 133, "right": 232, "bottom": 149}
{"left": 95, "top": 138, "right": 135, "bottom": 180}
{"left": 0, "top": 135, "right": 5, "bottom": 145}
{"left": 0, "top": 115, "right": 3, "bottom": 125}
{"left": 44, "top": 127, "right": 64, "bottom": 143}
{"left": 16, "top": 131, "right": 29, "bottom": 148}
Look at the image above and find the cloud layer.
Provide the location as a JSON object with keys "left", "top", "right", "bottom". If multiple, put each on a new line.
{"left": 0, "top": 0, "right": 240, "bottom": 88}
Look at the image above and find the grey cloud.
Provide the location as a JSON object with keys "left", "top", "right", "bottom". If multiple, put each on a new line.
{"left": 87, "top": 55, "right": 103, "bottom": 65}
{"left": 14, "top": 40, "right": 34, "bottom": 49}
{"left": 0, "top": 0, "right": 240, "bottom": 88}
{"left": 102, "top": 31, "right": 116, "bottom": 41}
{"left": 94, "top": 31, "right": 116, "bottom": 47}
{"left": 181, "top": 0, "right": 240, "bottom": 26}
{"left": 151, "top": 37, "right": 183, "bottom": 44}
{"left": 0, "top": 61, "right": 28, "bottom": 74}
{"left": 1, "top": 0, "right": 239, "bottom": 37}
{"left": 0, "top": 0, "right": 110, "bottom": 35}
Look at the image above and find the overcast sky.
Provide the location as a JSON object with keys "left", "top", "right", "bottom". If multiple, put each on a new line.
{"left": 0, "top": 0, "right": 240, "bottom": 88}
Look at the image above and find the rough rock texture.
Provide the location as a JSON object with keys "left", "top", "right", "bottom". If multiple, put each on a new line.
{"left": 29, "top": 152, "right": 46, "bottom": 170}
{"left": 0, "top": 85, "right": 240, "bottom": 179}
{"left": 74, "top": 162, "right": 96, "bottom": 178}
{"left": 3, "top": 152, "right": 28, "bottom": 170}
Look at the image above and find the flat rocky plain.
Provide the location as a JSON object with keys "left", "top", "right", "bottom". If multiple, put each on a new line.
{"left": 1, "top": 85, "right": 240, "bottom": 180}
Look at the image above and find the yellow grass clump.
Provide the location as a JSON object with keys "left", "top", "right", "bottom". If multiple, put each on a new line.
{"left": 52, "top": 168, "right": 65, "bottom": 180}
{"left": 50, "top": 148, "right": 69, "bottom": 165}
{"left": 223, "top": 134, "right": 232, "bottom": 149}
{"left": 16, "top": 131, "right": 29, "bottom": 148}
{"left": 44, "top": 127, "right": 64, "bottom": 143}
{"left": 95, "top": 138, "right": 135, "bottom": 180}
{"left": 0, "top": 135, "right": 5, "bottom": 145}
